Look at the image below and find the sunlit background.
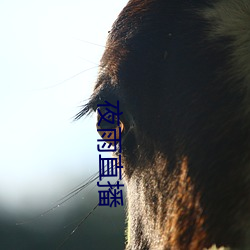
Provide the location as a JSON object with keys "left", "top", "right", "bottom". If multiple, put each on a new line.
{"left": 0, "top": 0, "right": 128, "bottom": 249}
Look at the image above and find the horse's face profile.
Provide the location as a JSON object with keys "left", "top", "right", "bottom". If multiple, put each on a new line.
{"left": 78, "top": 0, "right": 250, "bottom": 249}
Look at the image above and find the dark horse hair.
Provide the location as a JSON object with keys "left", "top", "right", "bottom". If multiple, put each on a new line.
{"left": 77, "top": 0, "right": 250, "bottom": 249}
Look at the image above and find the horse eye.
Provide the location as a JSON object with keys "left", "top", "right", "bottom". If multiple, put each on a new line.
{"left": 96, "top": 110, "right": 124, "bottom": 146}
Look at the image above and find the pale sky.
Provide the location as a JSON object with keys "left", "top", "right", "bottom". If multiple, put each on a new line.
{"left": 0, "top": 0, "right": 128, "bottom": 212}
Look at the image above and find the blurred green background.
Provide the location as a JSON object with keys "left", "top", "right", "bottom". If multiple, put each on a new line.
{"left": 0, "top": 0, "right": 128, "bottom": 249}
{"left": 0, "top": 187, "right": 126, "bottom": 250}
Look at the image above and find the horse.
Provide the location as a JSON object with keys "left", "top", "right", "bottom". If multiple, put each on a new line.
{"left": 77, "top": 0, "right": 250, "bottom": 249}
